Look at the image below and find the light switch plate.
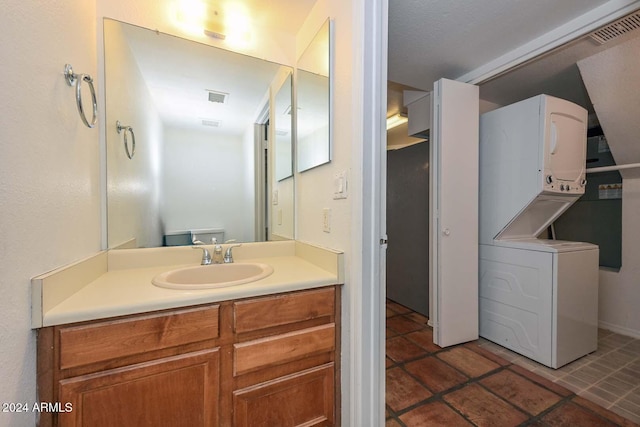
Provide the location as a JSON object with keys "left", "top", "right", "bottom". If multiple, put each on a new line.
{"left": 272, "top": 190, "right": 278, "bottom": 205}
{"left": 333, "top": 171, "right": 348, "bottom": 199}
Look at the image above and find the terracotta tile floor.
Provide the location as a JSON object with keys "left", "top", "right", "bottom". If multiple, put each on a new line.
{"left": 385, "top": 300, "right": 639, "bottom": 426}
{"left": 478, "top": 331, "right": 640, "bottom": 424}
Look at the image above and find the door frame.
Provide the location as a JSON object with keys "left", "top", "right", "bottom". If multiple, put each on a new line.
{"left": 254, "top": 105, "right": 270, "bottom": 242}
{"left": 355, "top": 0, "right": 388, "bottom": 425}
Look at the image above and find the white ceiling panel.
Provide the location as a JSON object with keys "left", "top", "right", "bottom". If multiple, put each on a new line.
{"left": 388, "top": 0, "right": 614, "bottom": 90}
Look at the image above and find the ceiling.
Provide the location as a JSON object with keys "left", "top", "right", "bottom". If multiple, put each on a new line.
{"left": 387, "top": 0, "right": 615, "bottom": 92}
{"left": 111, "top": 0, "right": 319, "bottom": 134}
{"left": 120, "top": 21, "right": 286, "bottom": 134}
{"left": 387, "top": 1, "right": 640, "bottom": 162}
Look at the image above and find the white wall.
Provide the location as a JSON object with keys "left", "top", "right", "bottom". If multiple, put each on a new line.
{"left": 296, "top": 2, "right": 353, "bottom": 253}
{"left": 599, "top": 177, "right": 640, "bottom": 337}
{"left": 104, "top": 20, "right": 163, "bottom": 248}
{"left": 575, "top": 35, "right": 640, "bottom": 337}
{"left": 161, "top": 126, "right": 253, "bottom": 243}
{"left": 0, "top": 1, "right": 100, "bottom": 425}
{"left": 295, "top": 0, "right": 369, "bottom": 424}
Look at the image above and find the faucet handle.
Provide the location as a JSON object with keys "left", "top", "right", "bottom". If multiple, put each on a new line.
{"left": 192, "top": 246, "right": 212, "bottom": 265}
{"left": 192, "top": 234, "right": 205, "bottom": 245}
{"left": 223, "top": 242, "right": 242, "bottom": 263}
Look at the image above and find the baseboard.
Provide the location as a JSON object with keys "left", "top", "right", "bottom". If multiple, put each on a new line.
{"left": 598, "top": 320, "right": 640, "bottom": 339}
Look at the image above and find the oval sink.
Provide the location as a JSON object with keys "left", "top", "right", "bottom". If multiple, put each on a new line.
{"left": 152, "top": 263, "right": 274, "bottom": 290}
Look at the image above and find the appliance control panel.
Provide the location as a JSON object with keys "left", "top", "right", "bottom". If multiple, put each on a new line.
{"left": 543, "top": 174, "right": 586, "bottom": 195}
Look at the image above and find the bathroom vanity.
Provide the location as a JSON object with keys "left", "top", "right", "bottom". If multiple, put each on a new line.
{"left": 33, "top": 241, "right": 343, "bottom": 426}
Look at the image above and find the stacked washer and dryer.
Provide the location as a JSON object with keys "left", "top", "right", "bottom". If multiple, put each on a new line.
{"left": 479, "top": 95, "right": 599, "bottom": 369}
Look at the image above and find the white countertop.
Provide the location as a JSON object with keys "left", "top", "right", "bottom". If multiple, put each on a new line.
{"left": 33, "top": 241, "right": 343, "bottom": 327}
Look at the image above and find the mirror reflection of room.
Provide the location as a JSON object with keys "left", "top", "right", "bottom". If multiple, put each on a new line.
{"left": 104, "top": 19, "right": 293, "bottom": 249}
{"left": 296, "top": 19, "right": 332, "bottom": 172}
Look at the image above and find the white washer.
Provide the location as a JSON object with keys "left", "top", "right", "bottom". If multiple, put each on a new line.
{"left": 480, "top": 239, "right": 598, "bottom": 368}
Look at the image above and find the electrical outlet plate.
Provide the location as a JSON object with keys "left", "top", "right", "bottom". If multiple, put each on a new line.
{"left": 323, "top": 208, "right": 331, "bottom": 233}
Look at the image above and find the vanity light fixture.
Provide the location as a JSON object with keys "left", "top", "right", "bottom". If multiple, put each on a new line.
{"left": 203, "top": 17, "right": 226, "bottom": 41}
{"left": 386, "top": 113, "right": 408, "bottom": 130}
{"left": 204, "top": 28, "right": 226, "bottom": 40}
{"left": 222, "top": 3, "right": 252, "bottom": 48}
{"left": 173, "top": 0, "right": 207, "bottom": 36}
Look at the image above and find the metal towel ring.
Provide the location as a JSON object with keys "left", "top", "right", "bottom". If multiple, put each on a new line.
{"left": 64, "top": 64, "right": 98, "bottom": 128}
{"left": 116, "top": 121, "right": 136, "bottom": 159}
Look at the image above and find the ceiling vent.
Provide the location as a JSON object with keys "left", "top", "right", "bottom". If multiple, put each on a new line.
{"left": 201, "top": 119, "right": 221, "bottom": 127}
{"left": 589, "top": 12, "right": 640, "bottom": 44}
{"left": 207, "top": 90, "right": 229, "bottom": 104}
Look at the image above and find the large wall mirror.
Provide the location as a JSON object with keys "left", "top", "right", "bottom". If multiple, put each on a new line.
{"left": 104, "top": 19, "right": 294, "bottom": 249}
{"left": 296, "top": 19, "right": 332, "bottom": 172}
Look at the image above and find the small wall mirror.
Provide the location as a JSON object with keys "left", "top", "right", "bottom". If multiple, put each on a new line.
{"left": 296, "top": 19, "right": 332, "bottom": 172}
{"left": 274, "top": 73, "right": 293, "bottom": 181}
{"left": 104, "top": 19, "right": 294, "bottom": 249}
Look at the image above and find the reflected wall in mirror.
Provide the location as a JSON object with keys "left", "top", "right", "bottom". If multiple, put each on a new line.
{"left": 269, "top": 72, "right": 295, "bottom": 240}
{"left": 104, "top": 19, "right": 294, "bottom": 249}
{"left": 296, "top": 19, "right": 332, "bottom": 172}
{"left": 274, "top": 74, "right": 293, "bottom": 181}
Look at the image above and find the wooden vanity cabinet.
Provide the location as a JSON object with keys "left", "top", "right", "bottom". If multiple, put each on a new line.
{"left": 37, "top": 286, "right": 340, "bottom": 427}
{"left": 231, "top": 287, "right": 339, "bottom": 427}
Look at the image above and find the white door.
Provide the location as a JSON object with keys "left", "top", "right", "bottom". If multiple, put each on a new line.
{"left": 430, "top": 78, "right": 479, "bottom": 347}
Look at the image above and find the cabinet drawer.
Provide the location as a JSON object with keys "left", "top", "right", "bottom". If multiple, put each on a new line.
{"left": 59, "top": 305, "right": 219, "bottom": 370}
{"left": 234, "top": 324, "right": 335, "bottom": 376}
{"left": 233, "top": 363, "right": 334, "bottom": 427}
{"left": 234, "top": 287, "right": 334, "bottom": 333}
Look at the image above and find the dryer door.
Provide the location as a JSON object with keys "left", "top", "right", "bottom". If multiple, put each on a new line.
{"left": 542, "top": 97, "right": 587, "bottom": 191}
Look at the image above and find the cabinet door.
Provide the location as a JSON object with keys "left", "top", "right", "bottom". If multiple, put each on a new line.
{"left": 58, "top": 349, "right": 219, "bottom": 427}
{"left": 233, "top": 363, "right": 334, "bottom": 427}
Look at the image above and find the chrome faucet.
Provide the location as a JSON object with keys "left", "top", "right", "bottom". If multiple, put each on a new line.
{"left": 223, "top": 240, "right": 242, "bottom": 263}
{"left": 191, "top": 235, "right": 212, "bottom": 265}
{"left": 212, "top": 238, "right": 224, "bottom": 264}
